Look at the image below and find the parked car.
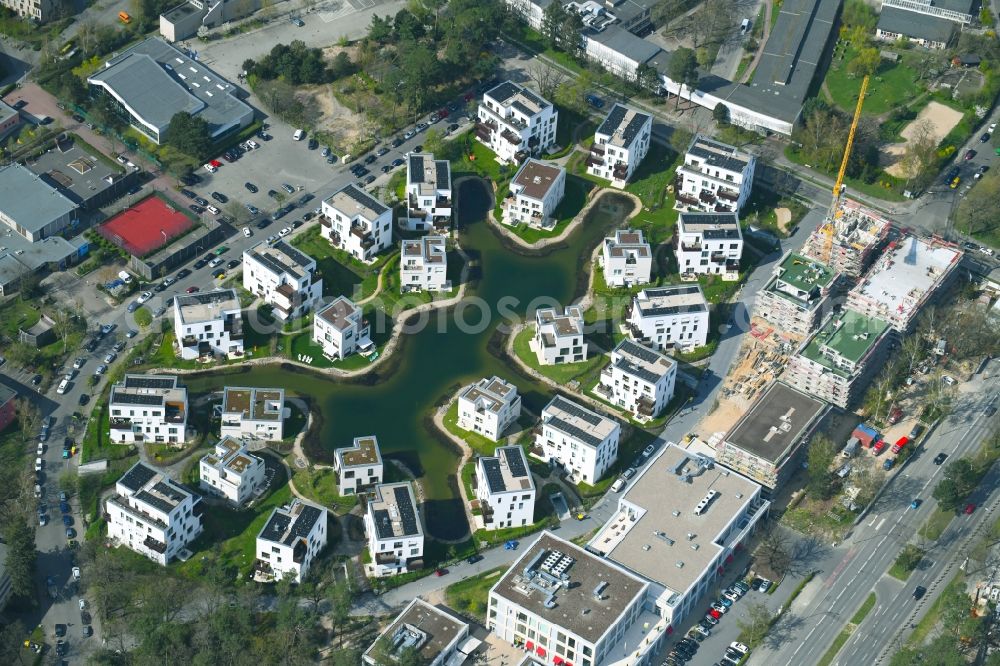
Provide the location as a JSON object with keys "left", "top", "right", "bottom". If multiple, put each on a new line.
{"left": 910, "top": 498, "right": 921, "bottom": 509}
{"left": 104, "top": 352, "right": 117, "bottom": 364}
{"left": 186, "top": 286, "right": 200, "bottom": 294}
{"left": 913, "top": 585, "right": 926, "bottom": 600}
{"left": 504, "top": 540, "right": 518, "bottom": 550}
{"left": 211, "top": 191, "right": 228, "bottom": 203}
{"left": 888, "top": 407, "right": 903, "bottom": 424}
{"left": 245, "top": 182, "right": 259, "bottom": 193}
{"left": 933, "top": 452, "right": 948, "bottom": 465}
{"left": 964, "top": 149, "right": 976, "bottom": 161}
{"left": 466, "top": 554, "right": 484, "bottom": 564}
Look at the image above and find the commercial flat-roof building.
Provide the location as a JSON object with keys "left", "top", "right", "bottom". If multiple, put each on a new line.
{"left": 320, "top": 184, "right": 393, "bottom": 262}
{"left": 716, "top": 381, "right": 830, "bottom": 490}
{"left": 595, "top": 339, "right": 677, "bottom": 421}
{"left": 401, "top": 235, "right": 450, "bottom": 292}
{"left": 87, "top": 38, "right": 254, "bottom": 145}
{"left": 755, "top": 252, "right": 839, "bottom": 336}
{"left": 0, "top": 163, "right": 79, "bottom": 242}
{"left": 0, "top": 233, "right": 88, "bottom": 296}
{"left": 505, "top": 159, "right": 566, "bottom": 229}
{"left": 0, "top": 100, "right": 20, "bottom": 141}
{"left": 364, "top": 482, "right": 425, "bottom": 577}
{"left": 475, "top": 445, "right": 536, "bottom": 530}
{"left": 403, "top": 152, "right": 452, "bottom": 232}
{"left": 533, "top": 305, "right": 587, "bottom": 365}
{"left": 581, "top": 24, "right": 664, "bottom": 83}
{"left": 676, "top": 211, "right": 743, "bottom": 279}
{"left": 313, "top": 295, "right": 372, "bottom": 360}
{"left": 845, "top": 235, "right": 962, "bottom": 333}
{"left": 242, "top": 240, "right": 322, "bottom": 321}
{"left": 587, "top": 103, "right": 652, "bottom": 187}
{"left": 589, "top": 444, "right": 769, "bottom": 627}
{"left": 199, "top": 436, "right": 266, "bottom": 506}
{"left": 159, "top": 0, "right": 263, "bottom": 43}
{"left": 458, "top": 376, "right": 522, "bottom": 442}
{"left": 109, "top": 374, "right": 188, "bottom": 444}
{"left": 254, "top": 499, "right": 327, "bottom": 583}
{"left": 476, "top": 81, "right": 558, "bottom": 164}
{"left": 536, "top": 396, "right": 620, "bottom": 485}
{"left": 333, "top": 436, "right": 384, "bottom": 495}
{"left": 675, "top": 135, "right": 755, "bottom": 214}
{"left": 601, "top": 229, "right": 652, "bottom": 287}
{"left": 172, "top": 288, "right": 244, "bottom": 360}
{"left": 219, "top": 386, "right": 286, "bottom": 441}
{"left": 783, "top": 310, "right": 895, "bottom": 408}
{"left": 363, "top": 598, "right": 471, "bottom": 666}
{"left": 626, "top": 284, "right": 710, "bottom": 352}
{"left": 875, "top": 0, "right": 973, "bottom": 50}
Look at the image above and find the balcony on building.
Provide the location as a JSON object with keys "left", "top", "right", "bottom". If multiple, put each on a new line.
{"left": 109, "top": 417, "right": 132, "bottom": 431}
{"left": 717, "top": 188, "right": 739, "bottom": 202}
{"left": 698, "top": 190, "right": 717, "bottom": 205}
{"left": 590, "top": 144, "right": 605, "bottom": 157}
{"left": 164, "top": 401, "right": 185, "bottom": 424}
{"left": 350, "top": 223, "right": 375, "bottom": 248}
{"left": 143, "top": 535, "right": 168, "bottom": 554}
{"left": 636, "top": 396, "right": 656, "bottom": 416}
{"left": 320, "top": 216, "right": 332, "bottom": 229}
{"left": 501, "top": 128, "right": 522, "bottom": 146}
{"left": 224, "top": 315, "right": 243, "bottom": 340}
{"left": 375, "top": 551, "right": 400, "bottom": 566}
{"left": 612, "top": 162, "right": 629, "bottom": 179}
{"left": 586, "top": 155, "right": 604, "bottom": 168}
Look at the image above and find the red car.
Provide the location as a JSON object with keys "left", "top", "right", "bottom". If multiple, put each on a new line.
{"left": 964, "top": 150, "right": 976, "bottom": 161}
{"left": 435, "top": 568, "right": 449, "bottom": 577}
{"left": 965, "top": 503, "right": 976, "bottom": 515}
{"left": 707, "top": 608, "right": 722, "bottom": 619}
{"left": 209, "top": 159, "right": 223, "bottom": 168}
{"left": 438, "top": 107, "right": 449, "bottom": 119}
{"left": 186, "top": 286, "right": 200, "bottom": 293}
{"left": 888, "top": 407, "right": 903, "bottom": 425}
{"left": 872, "top": 439, "right": 887, "bottom": 455}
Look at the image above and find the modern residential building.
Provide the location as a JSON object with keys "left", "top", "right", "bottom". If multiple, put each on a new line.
{"left": 403, "top": 152, "right": 452, "bottom": 232}
{"left": 173, "top": 288, "right": 244, "bottom": 360}
{"left": 675, "top": 134, "right": 755, "bottom": 214}
{"left": 875, "top": 0, "right": 972, "bottom": 50}
{"left": 1, "top": 0, "right": 55, "bottom": 21}
{"left": 242, "top": 240, "right": 322, "bottom": 321}
{"left": 457, "top": 376, "right": 522, "bottom": 442}
{"left": 219, "top": 386, "right": 286, "bottom": 441}
{"left": 363, "top": 598, "right": 471, "bottom": 666}
{"left": 675, "top": 211, "right": 743, "bottom": 279}
{"left": 601, "top": 229, "right": 653, "bottom": 287}
{"left": 400, "top": 235, "right": 450, "bottom": 292}
{"left": 533, "top": 305, "right": 587, "bottom": 365}
{"left": 783, "top": 310, "right": 895, "bottom": 409}
{"left": 198, "top": 436, "right": 267, "bottom": 506}
{"left": 312, "top": 295, "right": 372, "bottom": 360}
{"left": 254, "top": 499, "right": 327, "bottom": 583}
{"left": 0, "top": 385, "right": 15, "bottom": 434}
{"left": 587, "top": 103, "right": 652, "bottom": 187}
{"left": 105, "top": 461, "right": 203, "bottom": 565}
{"left": 364, "top": 482, "right": 425, "bottom": 577}
{"left": 87, "top": 38, "right": 254, "bottom": 145}
{"left": 626, "top": 285, "right": 710, "bottom": 352}
{"left": 535, "top": 396, "right": 620, "bottom": 485}
{"left": 845, "top": 235, "right": 962, "bottom": 333}
{"left": 800, "top": 199, "right": 890, "bottom": 279}
{"left": 488, "top": 531, "right": 667, "bottom": 665}
{"left": 589, "top": 444, "right": 770, "bottom": 628}
{"left": 595, "top": 339, "right": 677, "bottom": 421}
{"left": 333, "top": 436, "right": 384, "bottom": 495}
{"left": 476, "top": 81, "right": 558, "bottom": 163}
{"left": 716, "top": 381, "right": 830, "bottom": 490}
{"left": 504, "top": 159, "right": 566, "bottom": 228}
{"left": 0, "top": 163, "right": 79, "bottom": 242}
{"left": 159, "top": 0, "right": 263, "bottom": 43}
{"left": 108, "top": 374, "right": 188, "bottom": 444}
{"left": 755, "top": 252, "right": 839, "bottom": 336}
{"left": 475, "top": 445, "right": 536, "bottom": 530}
{"left": 320, "top": 184, "right": 393, "bottom": 262}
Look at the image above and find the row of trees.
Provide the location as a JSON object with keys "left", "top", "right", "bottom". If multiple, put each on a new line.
{"left": 244, "top": 41, "right": 355, "bottom": 86}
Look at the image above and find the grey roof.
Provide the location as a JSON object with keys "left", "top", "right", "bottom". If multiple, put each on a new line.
{"left": 935, "top": 0, "right": 975, "bottom": 13}
{"left": 585, "top": 25, "right": 662, "bottom": 64}
{"left": 724, "top": 381, "right": 828, "bottom": 464}
{"left": 26, "top": 139, "right": 123, "bottom": 206}
{"left": 88, "top": 37, "right": 253, "bottom": 139}
{"left": 0, "top": 100, "right": 17, "bottom": 127}
{"left": 877, "top": 6, "right": 957, "bottom": 44}
{"left": 0, "top": 384, "right": 16, "bottom": 406}
{"left": 0, "top": 164, "right": 78, "bottom": 235}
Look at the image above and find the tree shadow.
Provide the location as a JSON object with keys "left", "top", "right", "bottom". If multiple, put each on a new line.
{"left": 788, "top": 535, "right": 829, "bottom": 576}
{"left": 763, "top": 611, "right": 812, "bottom": 651}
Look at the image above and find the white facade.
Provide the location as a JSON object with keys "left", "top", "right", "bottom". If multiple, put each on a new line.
{"left": 476, "top": 445, "right": 535, "bottom": 530}
{"left": 255, "top": 499, "right": 327, "bottom": 583}
{"left": 312, "top": 296, "right": 372, "bottom": 361}
{"left": 403, "top": 152, "right": 452, "bottom": 231}
{"left": 533, "top": 305, "right": 587, "bottom": 365}
{"left": 106, "top": 462, "right": 203, "bottom": 566}
{"left": 219, "top": 386, "right": 286, "bottom": 441}
{"left": 1, "top": 0, "right": 54, "bottom": 21}
{"left": 581, "top": 25, "right": 663, "bottom": 82}
{"left": 601, "top": 229, "right": 652, "bottom": 287}
{"left": 242, "top": 240, "right": 322, "bottom": 321}
{"left": 675, "top": 134, "right": 756, "bottom": 213}
{"left": 626, "top": 285, "right": 709, "bottom": 352}
{"left": 596, "top": 339, "right": 677, "bottom": 420}
{"left": 333, "top": 436, "right": 384, "bottom": 495}
{"left": 172, "top": 288, "right": 244, "bottom": 360}
{"left": 505, "top": 159, "right": 566, "bottom": 228}
{"left": 536, "top": 396, "right": 620, "bottom": 485}
{"left": 364, "top": 482, "right": 425, "bottom": 578}
{"left": 320, "top": 184, "right": 393, "bottom": 262}
{"left": 363, "top": 598, "right": 470, "bottom": 666}
{"left": 198, "top": 436, "right": 266, "bottom": 506}
{"left": 476, "top": 81, "right": 558, "bottom": 164}
{"left": 108, "top": 374, "right": 188, "bottom": 444}
{"left": 457, "top": 376, "right": 522, "bottom": 442}
{"left": 676, "top": 211, "right": 743, "bottom": 279}
{"left": 400, "top": 235, "right": 450, "bottom": 292}
{"left": 587, "top": 103, "right": 652, "bottom": 187}
{"left": 504, "top": 0, "right": 547, "bottom": 30}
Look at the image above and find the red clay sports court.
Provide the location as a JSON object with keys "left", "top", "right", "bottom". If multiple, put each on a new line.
{"left": 98, "top": 196, "right": 194, "bottom": 257}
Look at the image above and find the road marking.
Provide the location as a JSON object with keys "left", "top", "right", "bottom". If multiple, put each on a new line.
{"left": 868, "top": 514, "right": 879, "bottom": 527}
{"left": 875, "top": 517, "right": 886, "bottom": 531}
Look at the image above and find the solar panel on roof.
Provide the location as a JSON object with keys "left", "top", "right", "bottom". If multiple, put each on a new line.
{"left": 342, "top": 184, "right": 388, "bottom": 215}
{"left": 273, "top": 240, "right": 312, "bottom": 270}
{"left": 252, "top": 248, "right": 301, "bottom": 281}
{"left": 551, "top": 396, "right": 602, "bottom": 426}
{"left": 618, "top": 339, "right": 661, "bottom": 365}
{"left": 435, "top": 160, "right": 449, "bottom": 190}
{"left": 135, "top": 489, "right": 175, "bottom": 514}
{"left": 373, "top": 508, "right": 393, "bottom": 539}
{"left": 483, "top": 458, "right": 506, "bottom": 494}
{"left": 487, "top": 81, "right": 520, "bottom": 104}
{"left": 620, "top": 113, "right": 649, "bottom": 146}
{"left": 504, "top": 447, "right": 527, "bottom": 479}
{"left": 409, "top": 154, "right": 423, "bottom": 180}
{"left": 598, "top": 104, "right": 627, "bottom": 137}
{"left": 548, "top": 415, "right": 603, "bottom": 448}
{"left": 394, "top": 486, "right": 419, "bottom": 536}
{"left": 124, "top": 375, "right": 176, "bottom": 389}
{"left": 119, "top": 462, "right": 156, "bottom": 492}
{"left": 284, "top": 505, "right": 321, "bottom": 545}
{"left": 112, "top": 391, "right": 165, "bottom": 406}
{"left": 261, "top": 511, "right": 291, "bottom": 543}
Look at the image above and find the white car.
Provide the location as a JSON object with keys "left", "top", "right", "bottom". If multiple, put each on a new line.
{"left": 95, "top": 364, "right": 108, "bottom": 376}
{"left": 980, "top": 246, "right": 995, "bottom": 256}
{"left": 56, "top": 379, "right": 69, "bottom": 395}
{"left": 991, "top": 122, "right": 997, "bottom": 132}
{"left": 72, "top": 567, "right": 81, "bottom": 581}
{"left": 293, "top": 129, "right": 305, "bottom": 141}
{"left": 247, "top": 139, "right": 259, "bottom": 150}
{"left": 73, "top": 357, "right": 85, "bottom": 369}
{"left": 279, "top": 227, "right": 291, "bottom": 236}
{"left": 203, "top": 162, "right": 218, "bottom": 173}
{"left": 243, "top": 227, "right": 252, "bottom": 238}
{"left": 136, "top": 291, "right": 153, "bottom": 304}
{"left": 730, "top": 642, "right": 750, "bottom": 655}
{"left": 37, "top": 443, "right": 44, "bottom": 455}
{"left": 103, "top": 352, "right": 117, "bottom": 364}
{"left": 79, "top": 598, "right": 87, "bottom": 610}
{"left": 35, "top": 457, "right": 43, "bottom": 472}
{"left": 209, "top": 258, "right": 223, "bottom": 268}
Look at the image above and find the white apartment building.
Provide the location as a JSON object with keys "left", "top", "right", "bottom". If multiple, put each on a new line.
{"left": 254, "top": 499, "right": 328, "bottom": 583}
{"left": 109, "top": 374, "right": 188, "bottom": 444}
{"left": 504, "top": 159, "right": 566, "bottom": 228}
{"left": 675, "top": 134, "right": 756, "bottom": 214}
{"left": 106, "top": 462, "right": 203, "bottom": 565}
{"left": 601, "top": 229, "right": 652, "bottom": 287}
{"left": 457, "top": 376, "right": 522, "bottom": 442}
{"left": 198, "top": 436, "right": 266, "bottom": 506}
{"left": 1, "top": 0, "right": 55, "bottom": 21}
{"left": 242, "top": 240, "right": 323, "bottom": 321}
{"left": 400, "top": 235, "right": 450, "bottom": 292}
{"left": 533, "top": 305, "right": 587, "bottom": 365}
{"left": 626, "top": 285, "right": 709, "bottom": 352}
{"left": 403, "top": 152, "right": 452, "bottom": 232}
{"left": 364, "top": 482, "right": 425, "bottom": 577}
{"left": 219, "top": 386, "right": 286, "bottom": 441}
{"left": 587, "top": 103, "right": 652, "bottom": 187}
{"left": 476, "top": 81, "right": 558, "bottom": 164}
{"left": 536, "top": 396, "right": 620, "bottom": 485}
{"left": 320, "top": 184, "right": 393, "bottom": 263}
{"left": 363, "top": 598, "right": 470, "bottom": 666}
{"left": 476, "top": 445, "right": 536, "bottom": 530}
{"left": 172, "top": 288, "right": 244, "bottom": 360}
{"left": 488, "top": 531, "right": 668, "bottom": 666}
{"left": 312, "top": 296, "right": 372, "bottom": 360}
{"left": 333, "top": 435, "right": 384, "bottom": 495}
{"left": 596, "top": 339, "right": 677, "bottom": 421}
{"left": 676, "top": 211, "right": 743, "bottom": 279}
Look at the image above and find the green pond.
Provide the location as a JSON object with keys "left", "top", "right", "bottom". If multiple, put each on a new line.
{"left": 184, "top": 179, "right": 635, "bottom": 540}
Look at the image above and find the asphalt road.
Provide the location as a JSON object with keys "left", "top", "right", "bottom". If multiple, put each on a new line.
{"left": 747, "top": 365, "right": 1000, "bottom": 666}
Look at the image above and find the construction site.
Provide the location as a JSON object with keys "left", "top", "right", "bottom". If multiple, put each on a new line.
{"left": 800, "top": 199, "right": 892, "bottom": 279}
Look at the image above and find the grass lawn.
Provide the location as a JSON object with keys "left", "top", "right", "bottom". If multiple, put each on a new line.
{"left": 554, "top": 106, "right": 595, "bottom": 154}
{"left": 291, "top": 226, "right": 382, "bottom": 300}
{"left": 784, "top": 144, "right": 907, "bottom": 202}
{"left": 511, "top": 325, "right": 608, "bottom": 385}
{"left": 443, "top": 401, "right": 505, "bottom": 456}
{"left": 955, "top": 215, "right": 1000, "bottom": 250}
{"left": 824, "top": 46, "right": 924, "bottom": 116}
{"left": 504, "top": 176, "right": 593, "bottom": 244}
{"left": 918, "top": 507, "right": 954, "bottom": 541}
{"left": 287, "top": 322, "right": 388, "bottom": 371}
{"left": 444, "top": 566, "right": 506, "bottom": 621}
{"left": 290, "top": 466, "right": 359, "bottom": 515}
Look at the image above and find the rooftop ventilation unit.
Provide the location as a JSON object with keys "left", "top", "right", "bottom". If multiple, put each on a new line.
{"left": 593, "top": 581, "right": 609, "bottom": 600}
{"left": 672, "top": 510, "right": 681, "bottom": 517}
{"left": 694, "top": 490, "right": 719, "bottom": 516}
{"left": 654, "top": 531, "right": 675, "bottom": 546}
{"left": 675, "top": 561, "right": 684, "bottom": 568}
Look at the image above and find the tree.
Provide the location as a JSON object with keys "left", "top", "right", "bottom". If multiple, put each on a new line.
{"left": 541, "top": 1, "right": 570, "bottom": 50}
{"left": 847, "top": 47, "right": 880, "bottom": 77}
{"left": 423, "top": 128, "right": 444, "bottom": 156}
{"left": 667, "top": 47, "right": 699, "bottom": 109}
{"left": 18, "top": 272, "right": 43, "bottom": 301}
{"left": 956, "top": 171, "right": 1000, "bottom": 238}
{"left": 328, "top": 579, "right": 353, "bottom": 647}
{"left": 806, "top": 432, "right": 839, "bottom": 499}
{"left": 933, "top": 458, "right": 978, "bottom": 511}
{"left": 368, "top": 14, "right": 392, "bottom": 43}
{"left": 1, "top": 519, "right": 36, "bottom": 601}
{"left": 223, "top": 200, "right": 250, "bottom": 225}
{"left": 133, "top": 306, "right": 152, "bottom": 329}
{"left": 900, "top": 335, "right": 925, "bottom": 375}
{"left": 896, "top": 119, "right": 940, "bottom": 189}
{"left": 636, "top": 62, "right": 659, "bottom": 91}
{"left": 757, "top": 525, "right": 791, "bottom": 572}
{"left": 0, "top": 619, "right": 27, "bottom": 666}
{"left": 736, "top": 601, "right": 772, "bottom": 645}
{"left": 893, "top": 544, "right": 924, "bottom": 574}
{"left": 163, "top": 112, "right": 212, "bottom": 161}
{"left": 713, "top": 102, "right": 730, "bottom": 126}
{"left": 527, "top": 61, "right": 568, "bottom": 100}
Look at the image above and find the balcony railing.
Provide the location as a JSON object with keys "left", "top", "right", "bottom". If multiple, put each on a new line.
{"left": 680, "top": 243, "right": 702, "bottom": 252}
{"left": 586, "top": 156, "right": 604, "bottom": 168}
{"left": 375, "top": 552, "right": 400, "bottom": 565}
{"left": 320, "top": 216, "right": 332, "bottom": 229}
{"left": 181, "top": 335, "right": 199, "bottom": 347}
{"left": 350, "top": 225, "right": 375, "bottom": 248}
{"left": 224, "top": 317, "right": 243, "bottom": 341}
{"left": 109, "top": 417, "right": 132, "bottom": 430}
{"left": 501, "top": 128, "right": 522, "bottom": 145}
{"left": 612, "top": 163, "right": 628, "bottom": 179}
{"left": 698, "top": 190, "right": 717, "bottom": 204}
{"left": 675, "top": 193, "right": 700, "bottom": 207}
{"left": 637, "top": 396, "right": 656, "bottom": 416}
{"left": 143, "top": 536, "right": 167, "bottom": 554}
{"left": 717, "top": 188, "right": 739, "bottom": 202}
{"left": 590, "top": 145, "right": 605, "bottom": 156}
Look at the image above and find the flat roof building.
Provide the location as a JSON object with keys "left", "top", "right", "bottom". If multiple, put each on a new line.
{"left": 626, "top": 284, "right": 710, "bottom": 352}
{"left": 219, "top": 386, "right": 286, "bottom": 441}
{"left": 320, "top": 184, "right": 393, "bottom": 262}
{"left": 536, "top": 396, "right": 620, "bottom": 485}
{"left": 172, "top": 288, "right": 244, "bottom": 360}
{"left": 533, "top": 305, "right": 587, "bottom": 365}
{"left": 363, "top": 598, "right": 471, "bottom": 666}
{"left": 676, "top": 135, "right": 755, "bottom": 214}
{"left": 476, "top": 80, "right": 558, "bottom": 164}
{"left": 800, "top": 199, "right": 890, "bottom": 279}
{"left": 0, "top": 163, "right": 79, "bottom": 242}
{"left": 601, "top": 229, "right": 652, "bottom": 287}
{"left": 458, "top": 376, "right": 522, "bottom": 442}
{"left": 475, "top": 445, "right": 536, "bottom": 531}
{"left": 333, "top": 435, "right": 384, "bottom": 496}
{"left": 364, "top": 482, "right": 425, "bottom": 577}
{"left": 254, "top": 499, "right": 327, "bottom": 583}
{"left": 505, "top": 159, "right": 567, "bottom": 229}
{"left": 403, "top": 152, "right": 452, "bottom": 232}
{"left": 109, "top": 374, "right": 188, "bottom": 444}
{"left": 400, "top": 235, "right": 450, "bottom": 293}
{"left": 199, "top": 436, "right": 266, "bottom": 506}
{"left": 587, "top": 103, "right": 652, "bottom": 187}
{"left": 596, "top": 339, "right": 677, "bottom": 421}
{"left": 676, "top": 211, "right": 743, "bottom": 279}
{"left": 755, "top": 252, "right": 839, "bottom": 336}
{"left": 25, "top": 137, "right": 131, "bottom": 210}
{"left": 242, "top": 240, "right": 322, "bottom": 321}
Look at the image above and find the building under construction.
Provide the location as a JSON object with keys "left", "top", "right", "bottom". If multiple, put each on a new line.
{"left": 801, "top": 199, "right": 890, "bottom": 279}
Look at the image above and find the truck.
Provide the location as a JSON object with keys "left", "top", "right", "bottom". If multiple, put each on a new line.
{"left": 842, "top": 437, "right": 860, "bottom": 458}
{"left": 891, "top": 436, "right": 909, "bottom": 455}
{"left": 872, "top": 438, "right": 887, "bottom": 455}
{"left": 852, "top": 423, "right": 879, "bottom": 449}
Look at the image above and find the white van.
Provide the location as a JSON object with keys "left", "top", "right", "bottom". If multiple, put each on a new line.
{"left": 118, "top": 270, "right": 134, "bottom": 283}
{"left": 293, "top": 129, "right": 305, "bottom": 141}
{"left": 611, "top": 477, "right": 627, "bottom": 493}
{"left": 740, "top": 18, "right": 751, "bottom": 34}
{"left": 56, "top": 378, "right": 69, "bottom": 395}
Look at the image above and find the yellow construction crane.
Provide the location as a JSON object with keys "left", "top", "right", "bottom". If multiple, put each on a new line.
{"left": 819, "top": 74, "right": 870, "bottom": 264}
